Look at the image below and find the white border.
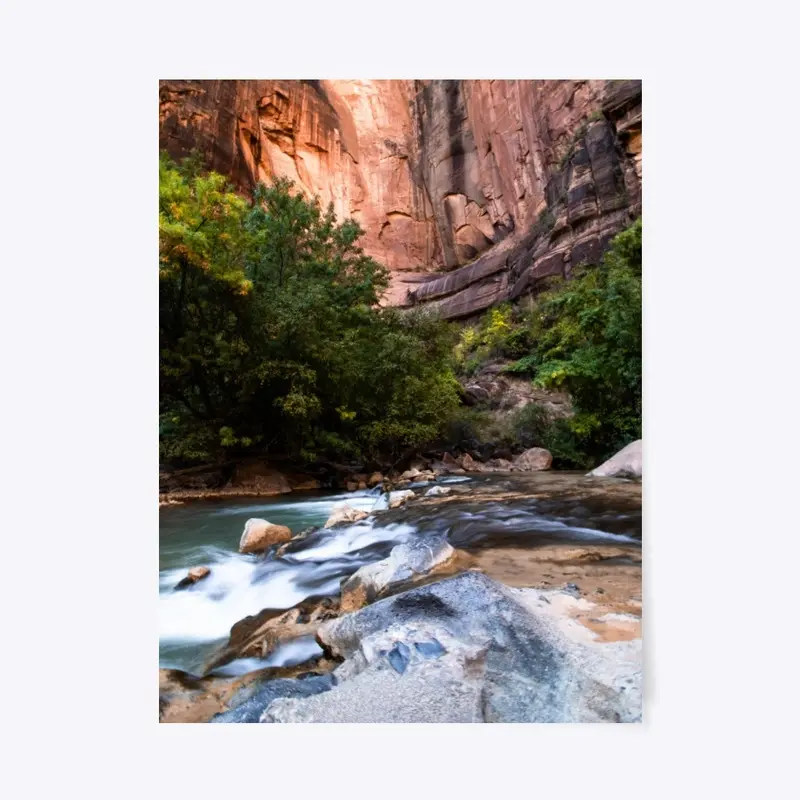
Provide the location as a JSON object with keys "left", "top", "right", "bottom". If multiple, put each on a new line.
{"left": 2, "top": 1, "right": 798, "bottom": 797}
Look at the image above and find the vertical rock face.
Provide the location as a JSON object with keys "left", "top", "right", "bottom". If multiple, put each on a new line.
{"left": 159, "top": 79, "right": 641, "bottom": 317}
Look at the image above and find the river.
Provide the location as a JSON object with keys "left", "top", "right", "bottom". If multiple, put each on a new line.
{"left": 159, "top": 473, "right": 641, "bottom": 676}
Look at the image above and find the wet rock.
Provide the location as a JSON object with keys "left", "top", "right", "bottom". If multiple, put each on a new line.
{"left": 424, "top": 485, "right": 452, "bottom": 497}
{"left": 340, "top": 537, "right": 456, "bottom": 612}
{"left": 173, "top": 565, "right": 211, "bottom": 591}
{"left": 588, "top": 440, "right": 642, "bottom": 479}
{"left": 238, "top": 519, "right": 293, "bottom": 554}
{"left": 388, "top": 489, "right": 416, "bottom": 509}
{"left": 203, "top": 597, "right": 341, "bottom": 674}
{"left": 513, "top": 447, "right": 553, "bottom": 471}
{"left": 367, "top": 472, "right": 384, "bottom": 487}
{"left": 324, "top": 503, "right": 369, "bottom": 529}
{"left": 345, "top": 480, "right": 359, "bottom": 492}
{"left": 263, "top": 572, "right": 640, "bottom": 723}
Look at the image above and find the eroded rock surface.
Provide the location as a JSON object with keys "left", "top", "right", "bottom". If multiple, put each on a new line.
{"left": 261, "top": 571, "right": 641, "bottom": 723}
{"left": 159, "top": 80, "right": 641, "bottom": 317}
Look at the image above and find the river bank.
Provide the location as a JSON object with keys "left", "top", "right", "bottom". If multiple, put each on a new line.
{"left": 159, "top": 470, "right": 642, "bottom": 722}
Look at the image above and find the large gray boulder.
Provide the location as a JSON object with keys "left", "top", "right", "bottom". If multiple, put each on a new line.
{"left": 588, "top": 440, "right": 642, "bottom": 478}
{"left": 260, "top": 571, "right": 641, "bottom": 723}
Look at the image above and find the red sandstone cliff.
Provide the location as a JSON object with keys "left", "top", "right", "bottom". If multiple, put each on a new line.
{"left": 159, "top": 79, "right": 641, "bottom": 317}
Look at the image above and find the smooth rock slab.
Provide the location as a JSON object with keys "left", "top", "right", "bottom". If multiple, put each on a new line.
{"left": 588, "top": 440, "right": 642, "bottom": 478}
{"left": 262, "top": 571, "right": 641, "bottom": 723}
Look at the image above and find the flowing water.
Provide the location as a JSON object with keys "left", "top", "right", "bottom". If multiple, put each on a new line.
{"left": 159, "top": 474, "right": 641, "bottom": 674}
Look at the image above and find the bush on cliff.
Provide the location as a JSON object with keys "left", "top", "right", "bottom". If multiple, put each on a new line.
{"left": 159, "top": 153, "right": 459, "bottom": 465}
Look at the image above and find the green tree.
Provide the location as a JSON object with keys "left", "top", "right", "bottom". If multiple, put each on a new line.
{"left": 522, "top": 218, "right": 642, "bottom": 461}
{"left": 159, "top": 154, "right": 459, "bottom": 465}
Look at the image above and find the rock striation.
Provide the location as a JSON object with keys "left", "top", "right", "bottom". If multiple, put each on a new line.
{"left": 159, "top": 79, "right": 641, "bottom": 318}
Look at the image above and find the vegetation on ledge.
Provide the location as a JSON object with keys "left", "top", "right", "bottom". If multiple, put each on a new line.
{"left": 452, "top": 218, "right": 642, "bottom": 466}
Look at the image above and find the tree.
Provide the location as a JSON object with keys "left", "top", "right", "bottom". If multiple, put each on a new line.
{"left": 159, "top": 153, "right": 460, "bottom": 465}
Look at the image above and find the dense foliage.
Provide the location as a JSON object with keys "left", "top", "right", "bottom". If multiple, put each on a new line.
{"left": 452, "top": 219, "right": 642, "bottom": 466}
{"left": 159, "top": 154, "right": 459, "bottom": 465}
{"left": 523, "top": 218, "right": 642, "bottom": 460}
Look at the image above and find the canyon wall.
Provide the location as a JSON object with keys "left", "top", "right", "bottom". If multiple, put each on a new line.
{"left": 159, "top": 79, "right": 641, "bottom": 316}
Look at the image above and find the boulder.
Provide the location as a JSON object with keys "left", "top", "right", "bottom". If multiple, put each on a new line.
{"left": 458, "top": 453, "right": 486, "bottom": 472}
{"left": 345, "top": 480, "right": 359, "bottom": 492}
{"left": 173, "top": 565, "right": 211, "bottom": 591}
{"left": 324, "top": 503, "right": 369, "bottom": 529}
{"left": 238, "top": 519, "right": 293, "bottom": 554}
{"left": 512, "top": 447, "right": 553, "bottom": 471}
{"left": 433, "top": 452, "right": 465, "bottom": 475}
{"left": 340, "top": 537, "right": 456, "bottom": 612}
{"left": 388, "top": 490, "right": 416, "bottom": 509}
{"left": 463, "top": 383, "right": 491, "bottom": 405}
{"left": 424, "top": 486, "right": 452, "bottom": 497}
{"left": 260, "top": 572, "right": 641, "bottom": 723}
{"left": 588, "top": 440, "right": 642, "bottom": 479}
{"left": 400, "top": 468, "right": 422, "bottom": 480}
{"left": 367, "top": 472, "right": 384, "bottom": 487}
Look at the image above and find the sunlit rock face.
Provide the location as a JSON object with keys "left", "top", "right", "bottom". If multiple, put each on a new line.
{"left": 159, "top": 79, "right": 641, "bottom": 318}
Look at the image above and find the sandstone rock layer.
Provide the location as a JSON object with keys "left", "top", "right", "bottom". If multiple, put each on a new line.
{"left": 159, "top": 79, "right": 641, "bottom": 318}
